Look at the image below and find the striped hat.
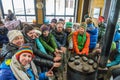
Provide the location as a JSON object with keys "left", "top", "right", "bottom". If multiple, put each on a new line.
{"left": 15, "top": 45, "right": 34, "bottom": 60}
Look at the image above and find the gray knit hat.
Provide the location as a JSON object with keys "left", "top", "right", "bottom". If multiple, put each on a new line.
{"left": 7, "top": 30, "right": 23, "bottom": 42}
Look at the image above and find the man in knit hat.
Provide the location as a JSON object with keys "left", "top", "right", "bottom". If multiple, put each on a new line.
{"left": 73, "top": 22, "right": 90, "bottom": 55}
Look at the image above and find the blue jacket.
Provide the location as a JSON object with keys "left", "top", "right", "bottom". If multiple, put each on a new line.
{"left": 87, "top": 25, "right": 98, "bottom": 49}
{"left": 52, "top": 30, "right": 67, "bottom": 49}
{"left": 107, "top": 52, "right": 120, "bottom": 67}
{"left": 0, "top": 61, "right": 48, "bottom": 80}
{"left": 35, "top": 38, "right": 47, "bottom": 54}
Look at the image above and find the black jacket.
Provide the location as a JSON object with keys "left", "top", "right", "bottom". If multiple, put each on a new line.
{"left": 0, "top": 43, "right": 19, "bottom": 59}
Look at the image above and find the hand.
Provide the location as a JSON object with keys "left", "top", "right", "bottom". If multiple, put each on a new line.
{"left": 54, "top": 56, "right": 61, "bottom": 62}
{"left": 78, "top": 52, "right": 82, "bottom": 55}
{"left": 46, "top": 71, "right": 53, "bottom": 77}
{"left": 55, "top": 48, "right": 59, "bottom": 53}
{"left": 53, "top": 62, "right": 61, "bottom": 67}
{"left": 60, "top": 47, "right": 66, "bottom": 53}
{"left": 54, "top": 52, "right": 61, "bottom": 57}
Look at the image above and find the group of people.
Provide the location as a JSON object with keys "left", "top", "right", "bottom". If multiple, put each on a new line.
{"left": 0, "top": 15, "right": 120, "bottom": 80}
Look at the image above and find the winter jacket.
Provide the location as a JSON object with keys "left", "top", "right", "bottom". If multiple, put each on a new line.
{"left": 52, "top": 30, "right": 67, "bottom": 49}
{"left": 87, "top": 27, "right": 98, "bottom": 49}
{"left": 0, "top": 61, "right": 48, "bottom": 80}
{"left": 73, "top": 31, "right": 90, "bottom": 55}
{"left": 35, "top": 38, "right": 47, "bottom": 54}
{"left": 0, "top": 43, "right": 19, "bottom": 60}
{"left": 39, "top": 33, "right": 58, "bottom": 54}
{"left": 107, "top": 41, "right": 120, "bottom": 67}
{"left": 107, "top": 52, "right": 120, "bottom": 67}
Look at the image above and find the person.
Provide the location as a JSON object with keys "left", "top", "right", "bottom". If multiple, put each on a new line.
{"left": 72, "top": 22, "right": 90, "bottom": 55}
{"left": 98, "top": 16, "right": 106, "bottom": 44}
{"left": 0, "top": 30, "right": 24, "bottom": 61}
{"left": 49, "top": 18, "right": 57, "bottom": 32}
{"left": 104, "top": 42, "right": 120, "bottom": 80}
{"left": 52, "top": 21, "right": 67, "bottom": 79}
{"left": 0, "top": 26, "right": 9, "bottom": 48}
{"left": 39, "top": 24, "right": 60, "bottom": 56}
{"left": 52, "top": 21, "right": 67, "bottom": 53}
{"left": 0, "top": 45, "right": 54, "bottom": 80}
{"left": 5, "top": 9, "right": 16, "bottom": 21}
{"left": 64, "top": 22, "right": 74, "bottom": 60}
{"left": 85, "top": 18, "right": 98, "bottom": 52}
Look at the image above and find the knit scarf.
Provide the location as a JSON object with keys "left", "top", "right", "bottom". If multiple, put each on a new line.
{"left": 77, "top": 33, "right": 86, "bottom": 50}
{"left": 10, "top": 56, "right": 39, "bottom": 80}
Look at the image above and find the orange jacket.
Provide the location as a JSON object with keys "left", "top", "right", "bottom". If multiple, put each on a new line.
{"left": 73, "top": 31, "right": 90, "bottom": 55}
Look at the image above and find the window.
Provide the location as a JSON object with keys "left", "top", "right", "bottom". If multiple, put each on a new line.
{"left": 45, "top": 0, "right": 78, "bottom": 22}
{"left": 1, "top": 0, "right": 36, "bottom": 23}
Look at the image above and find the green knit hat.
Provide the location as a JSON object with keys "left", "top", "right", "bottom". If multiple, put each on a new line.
{"left": 65, "top": 22, "right": 73, "bottom": 28}
{"left": 111, "top": 42, "right": 116, "bottom": 51}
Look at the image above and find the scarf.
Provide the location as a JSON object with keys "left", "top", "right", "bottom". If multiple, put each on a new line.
{"left": 10, "top": 56, "right": 39, "bottom": 80}
{"left": 77, "top": 33, "right": 86, "bottom": 50}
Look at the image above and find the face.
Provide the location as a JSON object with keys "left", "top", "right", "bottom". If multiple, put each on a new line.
{"left": 50, "top": 22, "right": 56, "bottom": 28}
{"left": 78, "top": 27, "right": 85, "bottom": 35}
{"left": 66, "top": 28, "right": 72, "bottom": 33}
{"left": 12, "top": 35, "right": 24, "bottom": 47}
{"left": 56, "top": 23, "right": 64, "bottom": 32}
{"left": 19, "top": 53, "right": 32, "bottom": 66}
{"left": 43, "top": 30, "right": 49, "bottom": 37}
{"left": 27, "top": 30, "right": 36, "bottom": 39}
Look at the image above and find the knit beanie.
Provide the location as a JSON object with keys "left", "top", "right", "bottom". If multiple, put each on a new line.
{"left": 65, "top": 22, "right": 73, "bottom": 28}
{"left": 79, "top": 22, "right": 87, "bottom": 30}
{"left": 15, "top": 45, "right": 34, "bottom": 60}
{"left": 7, "top": 30, "right": 23, "bottom": 42}
{"left": 51, "top": 18, "right": 57, "bottom": 23}
{"left": 111, "top": 42, "right": 116, "bottom": 51}
{"left": 40, "top": 25, "right": 50, "bottom": 32}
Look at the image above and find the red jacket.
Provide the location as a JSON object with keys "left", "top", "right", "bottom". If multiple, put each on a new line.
{"left": 73, "top": 31, "right": 90, "bottom": 55}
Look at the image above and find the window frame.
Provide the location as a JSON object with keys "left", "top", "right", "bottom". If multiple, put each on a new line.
{"left": 44, "top": 0, "right": 78, "bottom": 22}
{"left": 0, "top": 0, "right": 36, "bottom": 23}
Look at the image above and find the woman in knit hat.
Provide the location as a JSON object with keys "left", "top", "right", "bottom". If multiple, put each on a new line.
{"left": 39, "top": 24, "right": 61, "bottom": 56}
{"left": 0, "top": 44, "right": 53, "bottom": 80}
{"left": 73, "top": 22, "right": 90, "bottom": 55}
{"left": 0, "top": 30, "right": 24, "bottom": 60}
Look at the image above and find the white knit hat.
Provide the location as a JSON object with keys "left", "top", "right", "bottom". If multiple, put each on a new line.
{"left": 7, "top": 30, "right": 23, "bottom": 42}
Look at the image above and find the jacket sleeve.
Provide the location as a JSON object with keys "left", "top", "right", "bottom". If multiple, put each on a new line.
{"left": 39, "top": 37, "right": 55, "bottom": 53}
{"left": 81, "top": 32, "right": 90, "bottom": 55}
{"left": 32, "top": 46, "right": 54, "bottom": 61}
{"left": 73, "top": 31, "right": 80, "bottom": 54}
{"left": 39, "top": 72, "right": 48, "bottom": 80}
{"left": 50, "top": 34, "right": 58, "bottom": 50}
{"left": 33, "top": 57, "right": 53, "bottom": 67}
{"left": 107, "top": 53, "right": 120, "bottom": 67}
{"left": 35, "top": 38, "right": 47, "bottom": 54}
{"left": 61, "top": 33, "right": 67, "bottom": 47}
